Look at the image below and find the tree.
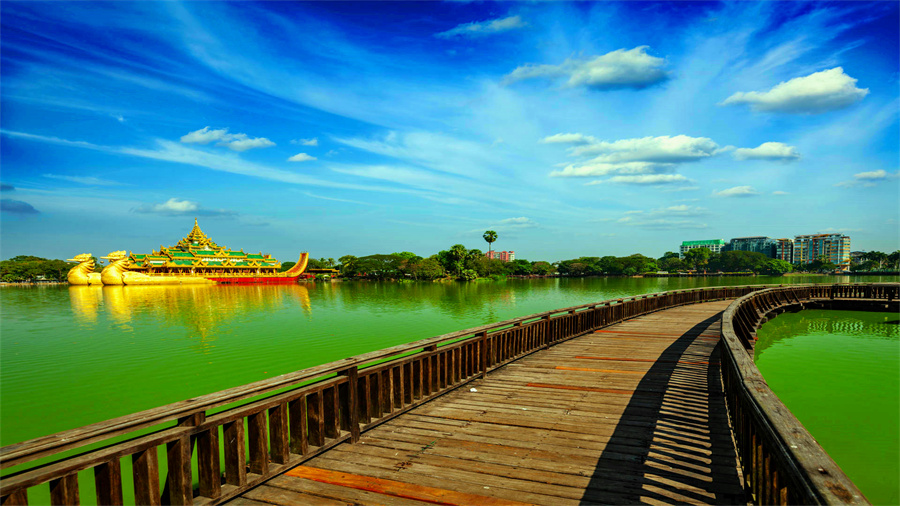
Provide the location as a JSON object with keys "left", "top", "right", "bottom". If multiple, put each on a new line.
{"left": 338, "top": 255, "right": 358, "bottom": 276}
{"left": 683, "top": 247, "right": 711, "bottom": 271}
{"left": 762, "top": 259, "right": 793, "bottom": 275}
{"left": 448, "top": 244, "right": 467, "bottom": 276}
{"left": 279, "top": 261, "right": 296, "bottom": 272}
{"left": 483, "top": 230, "right": 497, "bottom": 255}
{"left": 531, "top": 261, "right": 554, "bottom": 275}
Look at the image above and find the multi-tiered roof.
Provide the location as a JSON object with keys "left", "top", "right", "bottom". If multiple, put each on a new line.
{"left": 128, "top": 219, "right": 281, "bottom": 273}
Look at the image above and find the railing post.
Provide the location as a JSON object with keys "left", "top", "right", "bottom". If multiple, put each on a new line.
{"left": 480, "top": 331, "right": 488, "bottom": 379}
{"left": 339, "top": 366, "right": 360, "bottom": 442}
{"left": 164, "top": 413, "right": 203, "bottom": 506}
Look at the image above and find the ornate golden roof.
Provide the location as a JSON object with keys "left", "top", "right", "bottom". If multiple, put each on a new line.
{"left": 176, "top": 218, "right": 220, "bottom": 250}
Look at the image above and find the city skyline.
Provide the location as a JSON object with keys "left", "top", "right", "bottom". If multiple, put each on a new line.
{"left": 1, "top": 1, "right": 898, "bottom": 262}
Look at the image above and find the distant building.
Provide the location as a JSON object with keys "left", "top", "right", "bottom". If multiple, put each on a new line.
{"left": 679, "top": 239, "right": 725, "bottom": 259}
{"left": 486, "top": 251, "right": 515, "bottom": 262}
{"left": 773, "top": 239, "right": 794, "bottom": 263}
{"left": 727, "top": 236, "right": 776, "bottom": 257}
{"left": 794, "top": 234, "right": 851, "bottom": 270}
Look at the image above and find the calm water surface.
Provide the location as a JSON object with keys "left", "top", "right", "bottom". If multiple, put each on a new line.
{"left": 755, "top": 309, "right": 900, "bottom": 505}
{"left": 2, "top": 275, "right": 896, "bottom": 448}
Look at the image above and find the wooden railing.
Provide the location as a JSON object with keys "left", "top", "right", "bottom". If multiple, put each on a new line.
{"left": 0, "top": 285, "right": 761, "bottom": 505}
{"left": 720, "top": 283, "right": 898, "bottom": 505}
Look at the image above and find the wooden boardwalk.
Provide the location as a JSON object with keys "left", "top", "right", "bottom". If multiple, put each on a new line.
{"left": 229, "top": 300, "right": 747, "bottom": 506}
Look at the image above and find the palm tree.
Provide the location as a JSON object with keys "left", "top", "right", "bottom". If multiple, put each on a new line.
{"left": 483, "top": 230, "right": 498, "bottom": 257}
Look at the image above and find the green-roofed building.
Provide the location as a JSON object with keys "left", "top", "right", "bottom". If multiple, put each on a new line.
{"left": 126, "top": 218, "right": 285, "bottom": 276}
{"left": 679, "top": 239, "right": 726, "bottom": 259}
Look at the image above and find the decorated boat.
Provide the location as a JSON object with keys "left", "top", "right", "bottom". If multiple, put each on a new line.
{"left": 68, "top": 219, "right": 309, "bottom": 285}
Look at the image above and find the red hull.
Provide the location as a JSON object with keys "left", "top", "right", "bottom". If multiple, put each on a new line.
{"left": 206, "top": 274, "right": 313, "bottom": 285}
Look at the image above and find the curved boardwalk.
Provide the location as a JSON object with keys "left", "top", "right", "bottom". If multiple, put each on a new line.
{"left": 228, "top": 300, "right": 746, "bottom": 506}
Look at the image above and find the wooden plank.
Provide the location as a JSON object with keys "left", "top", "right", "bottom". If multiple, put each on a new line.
{"left": 307, "top": 391, "right": 324, "bottom": 447}
{"left": 94, "top": 459, "right": 124, "bottom": 506}
{"left": 286, "top": 466, "right": 535, "bottom": 506}
{"left": 49, "top": 473, "right": 79, "bottom": 506}
{"left": 131, "top": 447, "right": 160, "bottom": 506}
{"left": 165, "top": 436, "right": 192, "bottom": 505}
{"left": 268, "top": 404, "right": 289, "bottom": 465}
{"left": 247, "top": 411, "right": 268, "bottom": 475}
{"left": 0, "top": 489, "right": 28, "bottom": 505}
{"left": 197, "top": 426, "right": 222, "bottom": 499}
{"left": 267, "top": 474, "right": 433, "bottom": 505}
{"left": 223, "top": 420, "right": 247, "bottom": 487}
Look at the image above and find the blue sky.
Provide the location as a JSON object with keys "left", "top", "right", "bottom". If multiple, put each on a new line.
{"left": 1, "top": 1, "right": 898, "bottom": 262}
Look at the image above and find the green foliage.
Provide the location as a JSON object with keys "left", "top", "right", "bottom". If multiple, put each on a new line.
{"left": 658, "top": 255, "right": 687, "bottom": 272}
{"left": 708, "top": 250, "right": 769, "bottom": 273}
{"left": 307, "top": 258, "right": 325, "bottom": 269}
{"left": 683, "top": 247, "right": 711, "bottom": 271}
{"left": 531, "top": 261, "right": 554, "bottom": 275}
{"left": 510, "top": 259, "right": 533, "bottom": 275}
{"left": 762, "top": 259, "right": 793, "bottom": 275}
{"left": 279, "top": 261, "right": 296, "bottom": 272}
{"left": 483, "top": 230, "right": 497, "bottom": 253}
{"left": 459, "top": 268, "right": 478, "bottom": 281}
{"left": 1, "top": 256, "right": 74, "bottom": 282}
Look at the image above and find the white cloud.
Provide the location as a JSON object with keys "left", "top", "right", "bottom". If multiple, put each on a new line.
{"left": 772, "top": 191, "right": 789, "bottom": 195}
{"left": 43, "top": 174, "right": 125, "bottom": 186}
{"left": 497, "top": 216, "right": 537, "bottom": 228}
{"left": 835, "top": 169, "right": 900, "bottom": 188}
{"left": 113, "top": 114, "right": 125, "bottom": 123}
{"left": 571, "top": 135, "right": 721, "bottom": 162}
{"left": 180, "top": 126, "right": 275, "bottom": 151}
{"left": 133, "top": 198, "right": 236, "bottom": 217}
{"left": 540, "top": 133, "right": 598, "bottom": 145}
{"left": 587, "top": 174, "right": 692, "bottom": 185}
{"left": 721, "top": 67, "right": 868, "bottom": 114}
{"left": 713, "top": 186, "right": 760, "bottom": 197}
{"left": 435, "top": 15, "right": 526, "bottom": 39}
{"left": 550, "top": 161, "right": 671, "bottom": 178}
{"left": 662, "top": 186, "right": 700, "bottom": 193}
{"left": 506, "top": 46, "right": 669, "bottom": 90}
{"left": 288, "top": 153, "right": 317, "bottom": 162}
{"left": 733, "top": 142, "right": 801, "bottom": 161}
{"left": 292, "top": 137, "right": 319, "bottom": 146}
{"left": 618, "top": 216, "right": 708, "bottom": 230}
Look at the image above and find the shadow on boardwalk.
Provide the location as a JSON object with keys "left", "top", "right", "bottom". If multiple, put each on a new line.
{"left": 581, "top": 313, "right": 748, "bottom": 505}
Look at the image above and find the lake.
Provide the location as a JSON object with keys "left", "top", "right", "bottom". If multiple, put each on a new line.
{"left": 755, "top": 308, "right": 900, "bottom": 505}
{"left": 2, "top": 274, "right": 896, "bottom": 448}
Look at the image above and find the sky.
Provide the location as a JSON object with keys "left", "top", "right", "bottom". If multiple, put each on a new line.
{"left": 1, "top": 1, "right": 898, "bottom": 263}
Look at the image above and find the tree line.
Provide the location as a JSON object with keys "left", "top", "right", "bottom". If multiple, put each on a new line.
{"left": 1, "top": 255, "right": 101, "bottom": 283}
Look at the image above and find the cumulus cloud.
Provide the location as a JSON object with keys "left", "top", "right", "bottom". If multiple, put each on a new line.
{"left": 133, "top": 198, "right": 236, "bottom": 217}
{"left": 733, "top": 142, "right": 800, "bottom": 161}
{"left": 506, "top": 46, "right": 669, "bottom": 90}
{"left": 292, "top": 137, "right": 318, "bottom": 146}
{"left": 436, "top": 15, "right": 526, "bottom": 39}
{"left": 835, "top": 169, "right": 900, "bottom": 188}
{"left": 1, "top": 199, "right": 39, "bottom": 214}
{"left": 721, "top": 67, "right": 868, "bottom": 114}
{"left": 587, "top": 174, "right": 692, "bottom": 185}
{"left": 550, "top": 161, "right": 671, "bottom": 178}
{"left": 0, "top": 183, "right": 14, "bottom": 192}
{"left": 615, "top": 204, "right": 709, "bottom": 229}
{"left": 571, "top": 135, "right": 720, "bottom": 162}
{"left": 713, "top": 186, "right": 760, "bottom": 197}
{"left": 288, "top": 153, "right": 317, "bottom": 162}
{"left": 180, "top": 127, "right": 275, "bottom": 152}
{"left": 43, "top": 174, "right": 125, "bottom": 186}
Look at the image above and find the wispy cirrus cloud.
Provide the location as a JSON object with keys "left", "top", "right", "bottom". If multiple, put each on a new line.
{"left": 586, "top": 174, "right": 692, "bottom": 185}
{"left": 0, "top": 183, "right": 15, "bottom": 192}
{"left": 733, "top": 142, "right": 800, "bottom": 162}
{"left": 292, "top": 137, "right": 318, "bottom": 147}
{"left": 505, "top": 46, "right": 669, "bottom": 90}
{"left": 180, "top": 127, "right": 275, "bottom": 152}
{"left": 132, "top": 198, "right": 236, "bottom": 217}
{"left": 43, "top": 174, "right": 126, "bottom": 186}
{"left": 713, "top": 185, "right": 760, "bottom": 197}
{"left": 435, "top": 15, "right": 526, "bottom": 39}
{"left": 721, "top": 67, "right": 868, "bottom": 114}
{"left": 834, "top": 169, "right": 900, "bottom": 188}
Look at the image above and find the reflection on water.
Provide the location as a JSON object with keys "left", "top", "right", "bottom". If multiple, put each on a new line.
{"left": 70, "top": 284, "right": 312, "bottom": 350}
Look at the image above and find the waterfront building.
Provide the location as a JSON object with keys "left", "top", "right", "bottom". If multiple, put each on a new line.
{"left": 486, "top": 250, "right": 515, "bottom": 262}
{"left": 793, "top": 234, "right": 851, "bottom": 270}
{"left": 679, "top": 239, "right": 725, "bottom": 258}
{"left": 773, "top": 239, "right": 794, "bottom": 263}
{"left": 727, "top": 236, "right": 776, "bottom": 257}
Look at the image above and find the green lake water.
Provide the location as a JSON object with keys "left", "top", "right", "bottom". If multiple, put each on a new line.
{"left": 1, "top": 275, "right": 898, "bottom": 502}
{"left": 755, "top": 309, "right": 900, "bottom": 505}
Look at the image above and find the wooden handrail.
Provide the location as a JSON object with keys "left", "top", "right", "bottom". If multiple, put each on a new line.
{"left": 720, "top": 283, "right": 898, "bottom": 505}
